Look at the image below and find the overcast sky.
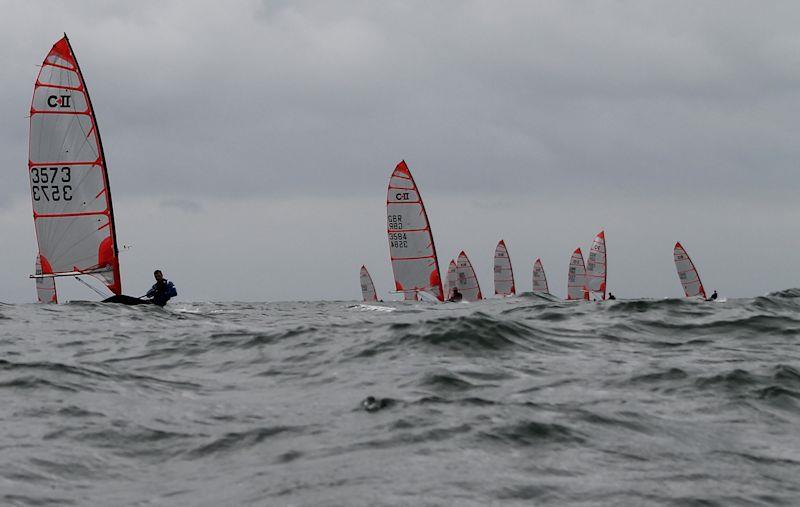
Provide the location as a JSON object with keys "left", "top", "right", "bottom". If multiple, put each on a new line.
{"left": 2, "top": 0, "right": 799, "bottom": 303}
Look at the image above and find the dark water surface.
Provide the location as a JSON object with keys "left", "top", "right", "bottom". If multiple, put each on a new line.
{"left": 2, "top": 291, "right": 800, "bottom": 506}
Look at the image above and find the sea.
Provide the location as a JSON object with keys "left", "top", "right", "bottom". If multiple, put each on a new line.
{"left": 1, "top": 291, "right": 799, "bottom": 506}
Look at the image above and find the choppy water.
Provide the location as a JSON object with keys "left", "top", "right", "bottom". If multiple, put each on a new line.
{"left": 2, "top": 291, "right": 800, "bottom": 506}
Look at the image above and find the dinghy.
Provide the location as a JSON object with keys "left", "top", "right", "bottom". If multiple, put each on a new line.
{"left": 445, "top": 259, "right": 457, "bottom": 300}
{"left": 360, "top": 265, "right": 378, "bottom": 302}
{"left": 456, "top": 251, "right": 483, "bottom": 301}
{"left": 567, "top": 248, "right": 589, "bottom": 301}
{"left": 386, "top": 161, "right": 444, "bottom": 301}
{"left": 673, "top": 242, "right": 706, "bottom": 299}
{"left": 493, "top": 239, "right": 516, "bottom": 296}
{"left": 28, "top": 35, "right": 136, "bottom": 303}
{"left": 532, "top": 258, "right": 549, "bottom": 294}
{"left": 586, "top": 230, "right": 607, "bottom": 300}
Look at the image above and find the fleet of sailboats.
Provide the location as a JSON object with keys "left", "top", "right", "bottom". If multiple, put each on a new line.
{"left": 18, "top": 36, "right": 718, "bottom": 305}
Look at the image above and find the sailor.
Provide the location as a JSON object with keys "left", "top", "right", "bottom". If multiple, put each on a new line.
{"left": 448, "top": 286, "right": 463, "bottom": 302}
{"left": 607, "top": 293, "right": 616, "bottom": 300}
{"left": 144, "top": 269, "right": 178, "bottom": 307}
{"left": 707, "top": 290, "right": 718, "bottom": 301}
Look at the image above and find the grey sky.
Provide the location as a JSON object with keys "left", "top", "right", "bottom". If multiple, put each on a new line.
{"left": 1, "top": 1, "right": 798, "bottom": 302}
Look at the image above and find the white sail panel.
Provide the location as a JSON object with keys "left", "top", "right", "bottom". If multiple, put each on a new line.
{"left": 674, "top": 242, "right": 706, "bottom": 298}
{"left": 29, "top": 36, "right": 121, "bottom": 295}
{"left": 456, "top": 251, "right": 482, "bottom": 301}
{"left": 360, "top": 265, "right": 378, "bottom": 302}
{"left": 567, "top": 248, "right": 589, "bottom": 301}
{"left": 35, "top": 254, "right": 57, "bottom": 304}
{"left": 493, "top": 239, "right": 516, "bottom": 296}
{"left": 532, "top": 258, "right": 549, "bottom": 294}
{"left": 445, "top": 259, "right": 457, "bottom": 299}
{"left": 386, "top": 161, "right": 443, "bottom": 301}
{"left": 586, "top": 230, "right": 607, "bottom": 300}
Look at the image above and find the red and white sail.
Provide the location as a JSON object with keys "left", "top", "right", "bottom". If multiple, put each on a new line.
{"left": 386, "top": 161, "right": 444, "bottom": 301}
{"left": 567, "top": 248, "right": 589, "bottom": 301}
{"left": 445, "top": 259, "right": 457, "bottom": 300}
{"left": 359, "top": 265, "right": 378, "bottom": 302}
{"left": 493, "top": 239, "right": 516, "bottom": 296}
{"left": 456, "top": 251, "right": 482, "bottom": 301}
{"left": 28, "top": 35, "right": 121, "bottom": 295}
{"left": 532, "top": 258, "right": 549, "bottom": 294}
{"left": 673, "top": 242, "right": 706, "bottom": 299}
{"left": 586, "top": 230, "right": 607, "bottom": 300}
{"left": 35, "top": 254, "right": 58, "bottom": 303}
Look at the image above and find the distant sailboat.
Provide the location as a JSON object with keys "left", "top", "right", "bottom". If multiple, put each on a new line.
{"left": 673, "top": 242, "right": 706, "bottom": 299}
{"left": 445, "top": 259, "right": 457, "bottom": 300}
{"left": 35, "top": 254, "right": 57, "bottom": 303}
{"left": 493, "top": 239, "right": 516, "bottom": 296}
{"left": 586, "top": 230, "right": 607, "bottom": 300}
{"left": 360, "top": 265, "right": 378, "bottom": 302}
{"left": 532, "top": 258, "right": 549, "bottom": 294}
{"left": 456, "top": 251, "right": 483, "bottom": 301}
{"left": 386, "top": 161, "right": 444, "bottom": 301}
{"left": 28, "top": 35, "right": 122, "bottom": 299}
{"left": 567, "top": 248, "right": 589, "bottom": 301}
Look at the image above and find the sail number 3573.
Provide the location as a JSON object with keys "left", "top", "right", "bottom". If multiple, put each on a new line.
{"left": 30, "top": 167, "right": 72, "bottom": 201}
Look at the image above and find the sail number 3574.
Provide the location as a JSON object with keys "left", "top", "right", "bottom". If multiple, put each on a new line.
{"left": 30, "top": 167, "right": 72, "bottom": 201}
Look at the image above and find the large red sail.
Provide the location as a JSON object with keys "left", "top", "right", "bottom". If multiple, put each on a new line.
{"left": 28, "top": 35, "right": 121, "bottom": 295}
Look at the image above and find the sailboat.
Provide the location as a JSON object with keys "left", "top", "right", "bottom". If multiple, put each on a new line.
{"left": 586, "top": 230, "right": 607, "bottom": 300}
{"left": 567, "top": 248, "right": 589, "bottom": 301}
{"left": 532, "top": 258, "right": 549, "bottom": 294}
{"left": 445, "top": 259, "right": 457, "bottom": 300}
{"left": 359, "top": 265, "right": 378, "bottom": 302}
{"left": 28, "top": 35, "right": 138, "bottom": 304}
{"left": 673, "top": 242, "right": 706, "bottom": 299}
{"left": 493, "top": 239, "right": 516, "bottom": 296}
{"left": 386, "top": 161, "right": 444, "bottom": 301}
{"left": 456, "top": 251, "right": 482, "bottom": 301}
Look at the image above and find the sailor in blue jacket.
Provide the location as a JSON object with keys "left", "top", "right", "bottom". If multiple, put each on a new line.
{"left": 144, "top": 269, "right": 178, "bottom": 307}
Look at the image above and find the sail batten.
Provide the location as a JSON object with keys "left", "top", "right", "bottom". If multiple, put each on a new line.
{"left": 586, "top": 230, "right": 607, "bottom": 300}
{"left": 360, "top": 266, "right": 378, "bottom": 302}
{"left": 493, "top": 239, "right": 515, "bottom": 296}
{"left": 673, "top": 242, "right": 706, "bottom": 299}
{"left": 386, "top": 161, "right": 443, "bottom": 301}
{"left": 28, "top": 35, "right": 121, "bottom": 296}
{"left": 456, "top": 251, "right": 482, "bottom": 301}
{"left": 567, "top": 248, "right": 589, "bottom": 301}
{"left": 532, "top": 258, "right": 549, "bottom": 294}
